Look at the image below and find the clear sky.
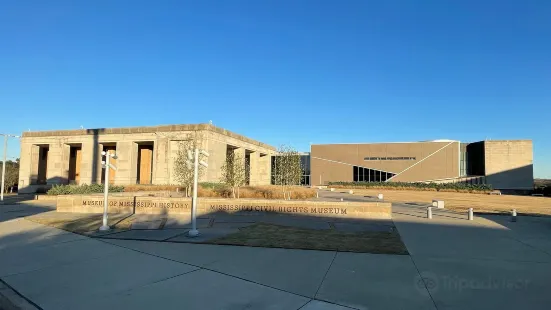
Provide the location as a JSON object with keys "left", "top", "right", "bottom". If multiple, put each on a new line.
{"left": 1, "top": 1, "right": 550, "bottom": 177}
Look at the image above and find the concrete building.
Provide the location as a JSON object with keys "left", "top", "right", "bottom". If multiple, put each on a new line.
{"left": 18, "top": 124, "right": 275, "bottom": 193}
{"left": 310, "top": 140, "right": 533, "bottom": 190}
{"left": 17, "top": 123, "right": 534, "bottom": 192}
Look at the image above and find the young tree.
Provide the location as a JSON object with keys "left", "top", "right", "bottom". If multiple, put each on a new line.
{"left": 220, "top": 151, "right": 246, "bottom": 198}
{"left": 172, "top": 133, "right": 205, "bottom": 197}
{"left": 272, "top": 145, "right": 302, "bottom": 199}
{"left": 3, "top": 159, "right": 19, "bottom": 193}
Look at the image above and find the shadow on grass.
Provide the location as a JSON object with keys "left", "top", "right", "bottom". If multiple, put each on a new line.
{"left": 209, "top": 223, "right": 408, "bottom": 254}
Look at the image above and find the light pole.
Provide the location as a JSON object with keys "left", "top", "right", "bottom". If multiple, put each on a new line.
{"left": 187, "top": 148, "right": 209, "bottom": 237}
{"left": 99, "top": 150, "right": 117, "bottom": 231}
{"left": 1, "top": 134, "right": 20, "bottom": 201}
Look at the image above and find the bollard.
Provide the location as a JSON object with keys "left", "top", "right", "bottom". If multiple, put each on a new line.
{"left": 316, "top": 191, "right": 319, "bottom": 198}
{"left": 427, "top": 207, "right": 432, "bottom": 219}
{"left": 349, "top": 190, "right": 354, "bottom": 194}
{"left": 512, "top": 209, "right": 517, "bottom": 222}
{"left": 468, "top": 208, "right": 474, "bottom": 221}
{"left": 340, "top": 198, "right": 344, "bottom": 202}
{"left": 378, "top": 194, "right": 384, "bottom": 200}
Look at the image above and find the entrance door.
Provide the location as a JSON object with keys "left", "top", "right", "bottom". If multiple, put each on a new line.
{"left": 138, "top": 145, "right": 153, "bottom": 184}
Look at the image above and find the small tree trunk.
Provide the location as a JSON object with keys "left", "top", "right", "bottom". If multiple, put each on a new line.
{"left": 232, "top": 187, "right": 235, "bottom": 198}
{"left": 237, "top": 186, "right": 240, "bottom": 199}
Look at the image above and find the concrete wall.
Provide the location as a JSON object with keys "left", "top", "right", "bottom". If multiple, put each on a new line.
{"left": 484, "top": 140, "right": 533, "bottom": 190}
{"left": 311, "top": 141, "right": 460, "bottom": 185}
{"left": 56, "top": 195, "right": 392, "bottom": 219}
{"left": 19, "top": 124, "right": 275, "bottom": 193}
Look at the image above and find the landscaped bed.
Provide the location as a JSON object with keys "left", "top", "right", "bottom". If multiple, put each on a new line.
{"left": 328, "top": 181, "right": 492, "bottom": 193}
{"left": 209, "top": 223, "right": 408, "bottom": 254}
{"left": 46, "top": 183, "right": 317, "bottom": 200}
{"left": 28, "top": 213, "right": 406, "bottom": 255}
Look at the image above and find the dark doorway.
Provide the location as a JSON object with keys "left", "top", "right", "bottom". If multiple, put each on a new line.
{"left": 37, "top": 145, "right": 49, "bottom": 184}
{"left": 68, "top": 145, "right": 82, "bottom": 184}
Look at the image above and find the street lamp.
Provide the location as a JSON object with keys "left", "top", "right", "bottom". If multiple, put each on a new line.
{"left": 1, "top": 134, "right": 20, "bottom": 202}
{"left": 187, "top": 148, "right": 209, "bottom": 237}
{"left": 99, "top": 151, "right": 118, "bottom": 231}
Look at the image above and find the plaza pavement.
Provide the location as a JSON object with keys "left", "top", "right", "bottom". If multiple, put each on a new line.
{"left": 1, "top": 193, "right": 551, "bottom": 309}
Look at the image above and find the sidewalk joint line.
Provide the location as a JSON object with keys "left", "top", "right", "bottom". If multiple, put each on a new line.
{"left": 314, "top": 251, "right": 337, "bottom": 299}
{"left": 0, "top": 278, "right": 44, "bottom": 310}
{"left": 408, "top": 255, "right": 439, "bottom": 310}
{"left": 97, "top": 239, "right": 342, "bottom": 301}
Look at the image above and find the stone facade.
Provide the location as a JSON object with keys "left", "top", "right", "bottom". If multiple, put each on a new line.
{"left": 18, "top": 124, "right": 275, "bottom": 193}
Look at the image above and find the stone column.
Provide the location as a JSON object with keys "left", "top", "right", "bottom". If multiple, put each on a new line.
{"left": 79, "top": 137, "right": 95, "bottom": 184}
{"left": 46, "top": 141, "right": 65, "bottom": 185}
{"left": 18, "top": 143, "right": 34, "bottom": 189}
{"left": 258, "top": 154, "right": 272, "bottom": 185}
{"left": 114, "top": 141, "right": 137, "bottom": 185}
{"left": 62, "top": 144, "right": 71, "bottom": 183}
{"left": 248, "top": 151, "right": 259, "bottom": 185}
{"left": 153, "top": 138, "right": 171, "bottom": 184}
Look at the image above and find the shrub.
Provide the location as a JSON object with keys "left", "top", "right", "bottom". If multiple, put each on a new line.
{"left": 123, "top": 184, "right": 182, "bottom": 192}
{"left": 199, "top": 182, "right": 228, "bottom": 190}
{"left": 327, "top": 181, "right": 492, "bottom": 193}
{"left": 47, "top": 184, "right": 125, "bottom": 195}
{"left": 198, "top": 185, "right": 317, "bottom": 200}
{"left": 46, "top": 183, "right": 317, "bottom": 200}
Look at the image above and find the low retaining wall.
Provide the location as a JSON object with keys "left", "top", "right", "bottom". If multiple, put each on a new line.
{"left": 56, "top": 195, "right": 391, "bottom": 219}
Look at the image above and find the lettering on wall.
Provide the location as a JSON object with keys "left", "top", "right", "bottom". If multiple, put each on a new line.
{"left": 209, "top": 204, "right": 348, "bottom": 215}
{"left": 81, "top": 200, "right": 189, "bottom": 209}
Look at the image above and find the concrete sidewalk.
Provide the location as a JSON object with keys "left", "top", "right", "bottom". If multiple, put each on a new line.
{"left": 2, "top": 193, "right": 551, "bottom": 309}
{"left": 0, "top": 216, "right": 435, "bottom": 310}
{"left": 392, "top": 202, "right": 551, "bottom": 310}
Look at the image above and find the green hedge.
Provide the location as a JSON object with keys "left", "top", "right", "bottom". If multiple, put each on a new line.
{"left": 327, "top": 181, "right": 492, "bottom": 192}
{"left": 47, "top": 184, "right": 125, "bottom": 195}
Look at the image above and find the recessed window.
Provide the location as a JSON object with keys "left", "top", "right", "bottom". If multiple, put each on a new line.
{"left": 352, "top": 166, "right": 396, "bottom": 182}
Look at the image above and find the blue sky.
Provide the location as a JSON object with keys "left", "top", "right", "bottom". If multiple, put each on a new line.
{"left": 1, "top": 1, "right": 550, "bottom": 177}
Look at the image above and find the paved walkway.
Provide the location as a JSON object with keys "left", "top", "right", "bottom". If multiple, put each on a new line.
{"left": 1, "top": 193, "right": 551, "bottom": 309}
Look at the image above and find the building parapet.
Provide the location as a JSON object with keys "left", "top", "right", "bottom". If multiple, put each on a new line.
{"left": 21, "top": 123, "right": 275, "bottom": 150}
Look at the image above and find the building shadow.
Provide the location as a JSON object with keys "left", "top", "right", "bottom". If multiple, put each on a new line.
{"left": 86, "top": 128, "right": 105, "bottom": 184}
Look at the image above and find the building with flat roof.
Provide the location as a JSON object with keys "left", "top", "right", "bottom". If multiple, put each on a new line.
{"left": 18, "top": 124, "right": 275, "bottom": 193}
{"left": 17, "top": 123, "right": 534, "bottom": 192}
{"left": 310, "top": 140, "right": 533, "bottom": 190}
